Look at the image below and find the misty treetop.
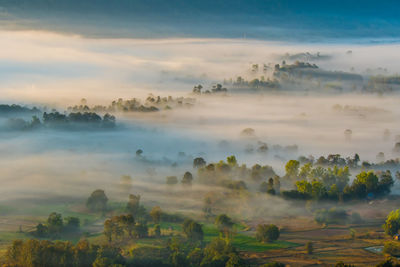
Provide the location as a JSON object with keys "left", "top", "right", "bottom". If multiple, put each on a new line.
{"left": 0, "top": 104, "right": 41, "bottom": 116}
{"left": 68, "top": 95, "right": 195, "bottom": 113}
{"left": 5, "top": 111, "right": 116, "bottom": 131}
{"left": 219, "top": 60, "right": 400, "bottom": 95}
{"left": 196, "top": 155, "right": 276, "bottom": 187}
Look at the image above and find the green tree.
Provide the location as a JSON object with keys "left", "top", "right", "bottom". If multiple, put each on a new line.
{"left": 183, "top": 219, "right": 204, "bottom": 242}
{"left": 311, "top": 180, "right": 327, "bottom": 200}
{"left": 227, "top": 155, "right": 237, "bottom": 167}
{"left": 384, "top": 209, "right": 400, "bottom": 236}
{"left": 150, "top": 206, "right": 162, "bottom": 224}
{"left": 255, "top": 224, "right": 280, "bottom": 242}
{"left": 47, "top": 212, "right": 63, "bottom": 235}
{"left": 299, "top": 163, "right": 312, "bottom": 180}
{"left": 285, "top": 160, "right": 300, "bottom": 179}
{"left": 215, "top": 214, "right": 234, "bottom": 238}
{"left": 87, "top": 189, "right": 108, "bottom": 212}
{"left": 200, "top": 238, "right": 237, "bottom": 267}
{"left": 193, "top": 157, "right": 206, "bottom": 168}
{"left": 296, "top": 180, "right": 312, "bottom": 195}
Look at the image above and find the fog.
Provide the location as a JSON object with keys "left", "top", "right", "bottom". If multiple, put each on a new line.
{"left": 1, "top": 29, "right": 400, "bottom": 224}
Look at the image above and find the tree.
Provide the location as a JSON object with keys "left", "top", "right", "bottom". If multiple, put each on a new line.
{"left": 305, "top": 241, "right": 313, "bottom": 254}
{"left": 296, "top": 180, "right": 312, "bottom": 195}
{"left": 182, "top": 172, "right": 193, "bottom": 186}
{"left": 193, "top": 157, "right": 206, "bottom": 168}
{"left": 104, "top": 214, "right": 137, "bottom": 242}
{"left": 285, "top": 160, "right": 300, "bottom": 179}
{"left": 384, "top": 209, "right": 400, "bottom": 236}
{"left": 150, "top": 206, "right": 162, "bottom": 224}
{"left": 215, "top": 214, "right": 234, "bottom": 238}
{"left": 255, "top": 224, "right": 280, "bottom": 242}
{"left": 227, "top": 155, "right": 237, "bottom": 166}
{"left": 354, "top": 171, "right": 378, "bottom": 193}
{"left": 104, "top": 219, "right": 117, "bottom": 242}
{"left": 299, "top": 163, "right": 312, "bottom": 180}
{"left": 201, "top": 238, "right": 238, "bottom": 267}
{"left": 183, "top": 219, "right": 204, "bottom": 242}
{"left": 87, "top": 189, "right": 108, "bottom": 212}
{"left": 311, "top": 180, "right": 327, "bottom": 200}
{"left": 378, "top": 170, "right": 394, "bottom": 195}
{"left": 47, "top": 212, "right": 63, "bottom": 235}
{"left": 136, "top": 149, "right": 143, "bottom": 156}
{"left": 34, "top": 223, "right": 48, "bottom": 237}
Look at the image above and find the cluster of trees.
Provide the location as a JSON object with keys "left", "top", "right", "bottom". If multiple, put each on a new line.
{"left": 0, "top": 104, "right": 40, "bottom": 115}
{"left": 273, "top": 61, "right": 362, "bottom": 84}
{"left": 183, "top": 219, "right": 204, "bottom": 243}
{"left": 104, "top": 214, "right": 148, "bottom": 242}
{"left": 192, "top": 84, "right": 228, "bottom": 94}
{"left": 43, "top": 111, "right": 116, "bottom": 128}
{"left": 6, "top": 111, "right": 116, "bottom": 131}
{"left": 362, "top": 158, "right": 400, "bottom": 171}
{"left": 221, "top": 76, "right": 279, "bottom": 91}
{"left": 68, "top": 95, "right": 195, "bottom": 113}
{"left": 126, "top": 194, "right": 147, "bottom": 220}
{"left": 282, "top": 159, "right": 394, "bottom": 201}
{"left": 130, "top": 236, "right": 243, "bottom": 267}
{"left": 196, "top": 156, "right": 276, "bottom": 187}
{"left": 274, "top": 61, "right": 318, "bottom": 72}
{"left": 166, "top": 172, "right": 194, "bottom": 186}
{"left": 299, "top": 153, "right": 400, "bottom": 172}
{"left": 32, "top": 212, "right": 80, "bottom": 238}
{"left": 4, "top": 239, "right": 125, "bottom": 267}
{"left": 298, "top": 154, "right": 360, "bottom": 168}
{"left": 259, "top": 176, "right": 281, "bottom": 195}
